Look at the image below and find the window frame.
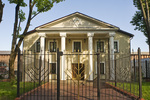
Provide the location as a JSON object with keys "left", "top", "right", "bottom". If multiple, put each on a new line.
{"left": 72, "top": 40, "right": 82, "bottom": 52}
{"left": 48, "top": 40, "right": 58, "bottom": 52}
{"left": 114, "top": 40, "right": 119, "bottom": 53}
{"left": 95, "top": 40, "right": 105, "bottom": 53}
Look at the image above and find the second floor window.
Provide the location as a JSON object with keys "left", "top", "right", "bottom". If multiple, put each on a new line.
{"left": 73, "top": 42, "right": 81, "bottom": 52}
{"left": 49, "top": 42, "right": 57, "bottom": 52}
{"left": 114, "top": 41, "right": 119, "bottom": 52}
{"left": 36, "top": 41, "right": 40, "bottom": 52}
{"left": 97, "top": 41, "right": 104, "bottom": 52}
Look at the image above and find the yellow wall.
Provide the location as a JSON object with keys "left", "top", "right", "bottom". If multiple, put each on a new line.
{"left": 23, "top": 32, "right": 131, "bottom": 80}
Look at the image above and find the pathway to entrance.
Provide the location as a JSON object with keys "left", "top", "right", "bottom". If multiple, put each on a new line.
{"left": 21, "top": 80, "right": 133, "bottom": 100}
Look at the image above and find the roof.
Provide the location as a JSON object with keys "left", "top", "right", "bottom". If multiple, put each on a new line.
{"left": 0, "top": 51, "right": 11, "bottom": 55}
{"left": 0, "top": 51, "right": 23, "bottom": 55}
{"left": 26, "top": 12, "right": 134, "bottom": 37}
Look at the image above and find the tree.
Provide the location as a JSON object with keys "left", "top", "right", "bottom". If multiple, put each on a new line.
{"left": 9, "top": 0, "right": 64, "bottom": 80}
{"left": 131, "top": 0, "right": 150, "bottom": 53}
{"left": 0, "top": 0, "right": 4, "bottom": 23}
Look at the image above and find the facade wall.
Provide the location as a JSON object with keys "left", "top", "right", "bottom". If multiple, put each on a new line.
{"left": 23, "top": 31, "right": 131, "bottom": 81}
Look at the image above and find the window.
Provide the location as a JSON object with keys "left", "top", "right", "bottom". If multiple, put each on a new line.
{"left": 114, "top": 41, "right": 119, "bottom": 52}
{"left": 49, "top": 63, "right": 56, "bottom": 74}
{"left": 49, "top": 41, "right": 57, "bottom": 52}
{"left": 97, "top": 41, "right": 104, "bottom": 52}
{"left": 95, "top": 62, "right": 105, "bottom": 74}
{"left": 73, "top": 41, "right": 81, "bottom": 52}
{"left": 100, "top": 63, "right": 105, "bottom": 74}
{"left": 36, "top": 41, "right": 40, "bottom": 52}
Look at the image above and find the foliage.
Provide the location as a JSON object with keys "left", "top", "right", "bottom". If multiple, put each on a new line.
{"left": 0, "top": 82, "right": 39, "bottom": 100}
{"left": 130, "top": 0, "right": 150, "bottom": 44}
{"left": 109, "top": 82, "right": 150, "bottom": 100}
{"left": 8, "top": 0, "right": 64, "bottom": 80}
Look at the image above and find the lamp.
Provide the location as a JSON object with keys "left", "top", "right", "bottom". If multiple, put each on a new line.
{"left": 84, "top": 39, "right": 86, "bottom": 43}
{"left": 68, "top": 39, "right": 71, "bottom": 43}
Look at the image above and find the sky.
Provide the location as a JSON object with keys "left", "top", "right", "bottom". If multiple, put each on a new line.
{"left": 0, "top": 0, "right": 148, "bottom": 52}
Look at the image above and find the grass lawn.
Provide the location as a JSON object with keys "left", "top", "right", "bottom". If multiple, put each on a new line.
{"left": 108, "top": 82, "right": 150, "bottom": 100}
{"left": 0, "top": 82, "right": 39, "bottom": 100}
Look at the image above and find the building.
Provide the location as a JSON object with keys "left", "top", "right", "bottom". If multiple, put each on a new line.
{"left": 23, "top": 12, "right": 134, "bottom": 81}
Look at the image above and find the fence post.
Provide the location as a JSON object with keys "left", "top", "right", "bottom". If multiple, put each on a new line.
{"left": 97, "top": 51, "right": 100, "bottom": 100}
{"left": 133, "top": 57, "right": 136, "bottom": 81}
{"left": 145, "top": 60, "right": 148, "bottom": 79}
{"left": 115, "top": 55, "right": 117, "bottom": 87}
{"left": 17, "top": 48, "right": 20, "bottom": 97}
{"left": 57, "top": 48, "right": 60, "bottom": 100}
{"left": 39, "top": 55, "right": 41, "bottom": 86}
{"left": 138, "top": 48, "right": 142, "bottom": 99}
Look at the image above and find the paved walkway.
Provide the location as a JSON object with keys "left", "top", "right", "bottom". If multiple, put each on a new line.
{"left": 21, "top": 80, "right": 133, "bottom": 100}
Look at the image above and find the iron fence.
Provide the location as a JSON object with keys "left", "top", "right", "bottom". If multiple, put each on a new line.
{"left": 16, "top": 48, "right": 144, "bottom": 100}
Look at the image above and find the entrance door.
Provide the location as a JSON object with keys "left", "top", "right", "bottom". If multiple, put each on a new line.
{"left": 72, "top": 63, "right": 84, "bottom": 80}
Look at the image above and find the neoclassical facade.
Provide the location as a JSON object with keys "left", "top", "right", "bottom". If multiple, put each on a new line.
{"left": 23, "top": 12, "right": 133, "bottom": 81}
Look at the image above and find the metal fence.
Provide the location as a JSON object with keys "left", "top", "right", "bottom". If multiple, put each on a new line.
{"left": 17, "top": 48, "right": 144, "bottom": 100}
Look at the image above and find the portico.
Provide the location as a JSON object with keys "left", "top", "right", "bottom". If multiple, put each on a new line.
{"left": 23, "top": 12, "right": 133, "bottom": 81}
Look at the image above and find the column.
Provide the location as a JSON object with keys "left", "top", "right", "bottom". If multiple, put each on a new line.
{"left": 60, "top": 32, "right": 66, "bottom": 80}
{"left": 109, "top": 32, "right": 115, "bottom": 80}
{"left": 87, "top": 32, "right": 94, "bottom": 80}
{"left": 38, "top": 33, "right": 46, "bottom": 80}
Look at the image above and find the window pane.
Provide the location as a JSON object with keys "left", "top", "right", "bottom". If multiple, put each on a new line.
{"left": 74, "top": 42, "right": 81, "bottom": 52}
{"left": 50, "top": 63, "right": 56, "bottom": 74}
{"left": 97, "top": 41, "right": 104, "bottom": 52}
{"left": 100, "top": 63, "right": 104, "bottom": 74}
{"left": 114, "top": 41, "right": 118, "bottom": 52}
{"left": 50, "top": 42, "right": 57, "bottom": 52}
{"left": 36, "top": 42, "right": 40, "bottom": 52}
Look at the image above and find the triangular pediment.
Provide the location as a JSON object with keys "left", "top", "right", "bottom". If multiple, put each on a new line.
{"left": 36, "top": 12, "right": 119, "bottom": 30}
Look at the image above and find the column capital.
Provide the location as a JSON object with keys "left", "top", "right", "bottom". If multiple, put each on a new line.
{"left": 87, "top": 32, "right": 94, "bottom": 37}
{"left": 109, "top": 32, "right": 115, "bottom": 37}
{"left": 60, "top": 32, "right": 66, "bottom": 37}
{"left": 38, "top": 33, "right": 46, "bottom": 37}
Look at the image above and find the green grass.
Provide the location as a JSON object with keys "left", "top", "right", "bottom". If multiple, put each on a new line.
{"left": 0, "top": 82, "right": 40, "bottom": 100}
{"left": 108, "top": 82, "right": 150, "bottom": 100}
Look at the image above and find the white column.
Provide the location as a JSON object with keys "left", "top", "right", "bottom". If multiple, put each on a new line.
{"left": 109, "top": 32, "right": 115, "bottom": 80}
{"left": 38, "top": 33, "right": 46, "bottom": 80}
{"left": 87, "top": 32, "right": 94, "bottom": 80}
{"left": 60, "top": 32, "right": 66, "bottom": 80}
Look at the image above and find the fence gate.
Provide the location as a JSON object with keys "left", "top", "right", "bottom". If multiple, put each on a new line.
{"left": 17, "top": 48, "right": 142, "bottom": 100}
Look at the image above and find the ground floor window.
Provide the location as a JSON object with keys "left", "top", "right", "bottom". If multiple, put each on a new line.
{"left": 49, "top": 63, "right": 56, "bottom": 74}
{"left": 95, "top": 62, "right": 105, "bottom": 74}
{"left": 100, "top": 63, "right": 105, "bottom": 74}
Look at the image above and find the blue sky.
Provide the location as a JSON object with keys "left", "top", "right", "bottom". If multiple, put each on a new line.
{"left": 0, "top": 0, "right": 148, "bottom": 52}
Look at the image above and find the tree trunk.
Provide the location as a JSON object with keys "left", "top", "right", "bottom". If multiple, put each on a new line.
{"left": 9, "top": 2, "right": 33, "bottom": 80}
{"left": 0, "top": 0, "right": 4, "bottom": 23}
{"left": 9, "top": 4, "right": 20, "bottom": 80}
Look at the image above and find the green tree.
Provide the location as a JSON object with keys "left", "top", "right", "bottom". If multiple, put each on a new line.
{"left": 0, "top": 0, "right": 4, "bottom": 23}
{"left": 131, "top": 0, "right": 150, "bottom": 53}
{"left": 9, "top": 0, "right": 64, "bottom": 80}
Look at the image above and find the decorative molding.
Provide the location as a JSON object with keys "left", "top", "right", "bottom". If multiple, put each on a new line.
{"left": 109, "top": 32, "right": 115, "bottom": 37}
{"left": 72, "top": 17, "right": 82, "bottom": 27}
{"left": 38, "top": 33, "right": 46, "bottom": 37}
{"left": 87, "top": 32, "right": 94, "bottom": 37}
{"left": 60, "top": 32, "right": 66, "bottom": 37}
